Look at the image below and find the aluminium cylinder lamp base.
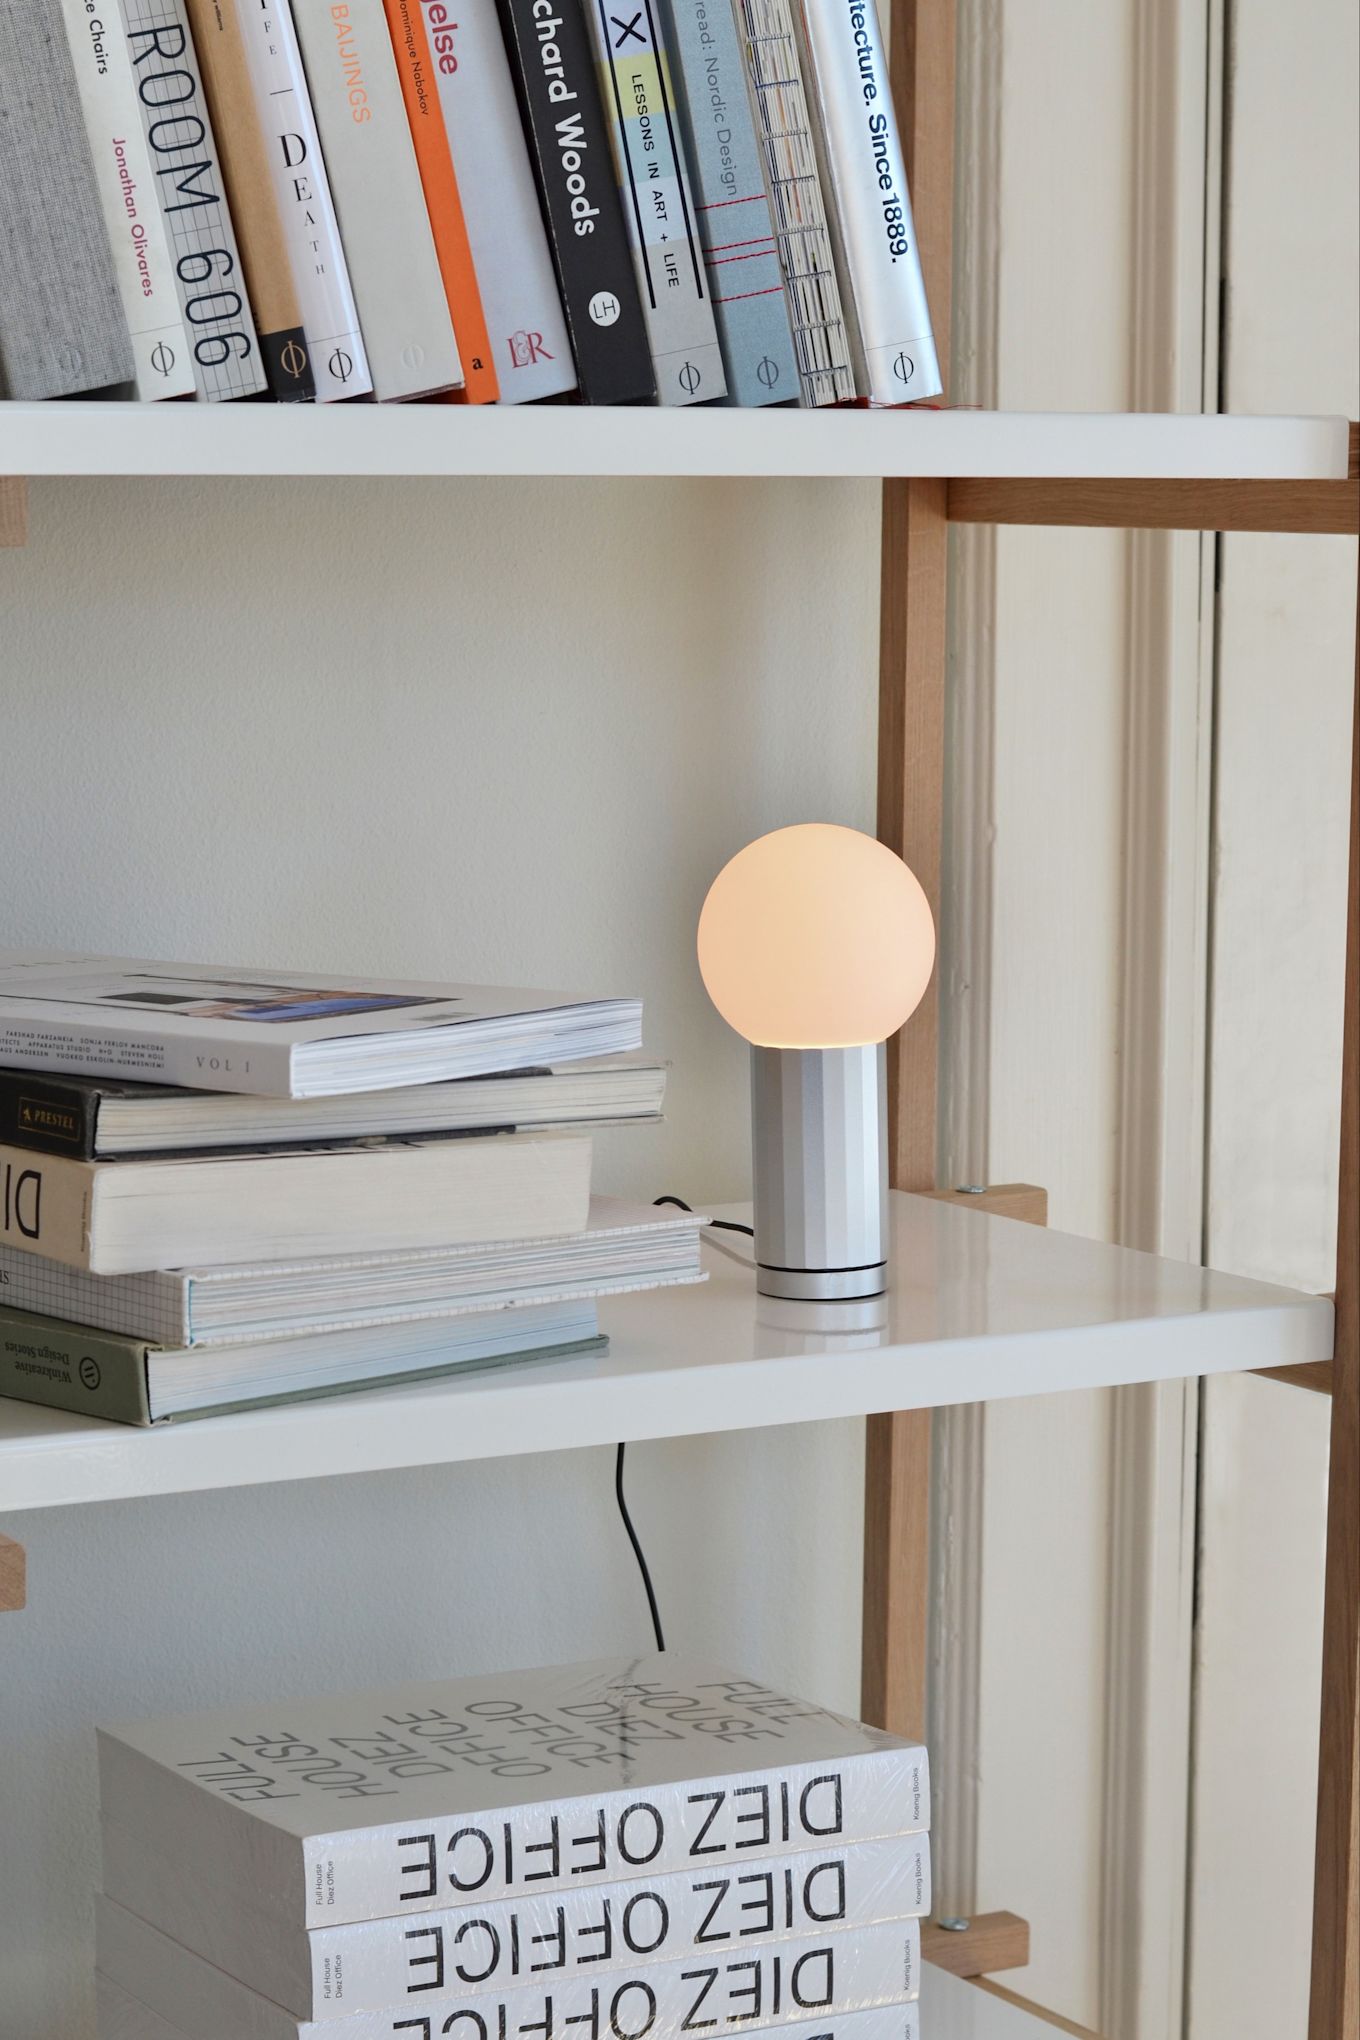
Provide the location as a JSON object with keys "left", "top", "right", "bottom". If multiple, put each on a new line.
{"left": 750, "top": 1042, "right": 890, "bottom": 1301}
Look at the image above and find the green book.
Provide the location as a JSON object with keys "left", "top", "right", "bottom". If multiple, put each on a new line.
{"left": 0, "top": 1300, "right": 605, "bottom": 1426}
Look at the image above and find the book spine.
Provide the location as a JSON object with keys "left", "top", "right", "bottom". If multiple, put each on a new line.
{"left": 308, "top": 1835, "right": 929, "bottom": 2018}
{"left": 312, "top": 1744, "right": 928, "bottom": 1924}
{"left": 0, "top": 1013, "right": 295, "bottom": 1096}
{"left": 417, "top": 0, "right": 576, "bottom": 403}
{"left": 495, "top": 0, "right": 653, "bottom": 405}
{"left": 0, "top": 1305, "right": 153, "bottom": 1424}
{"left": 290, "top": 0, "right": 461, "bottom": 401}
{"left": 579, "top": 0, "right": 725, "bottom": 406}
{"left": 55, "top": 0, "right": 198, "bottom": 398}
{"left": 117, "top": 0, "right": 270, "bottom": 400}
{"left": 0, "top": 1242, "right": 190, "bottom": 1345}
{"left": 0, "top": 0, "right": 136, "bottom": 398}
{"left": 791, "top": 0, "right": 939, "bottom": 404}
{"left": 0, "top": 1147, "right": 96, "bottom": 1270}
{"left": 229, "top": 0, "right": 373, "bottom": 400}
{"left": 732, "top": 0, "right": 852, "bottom": 406}
{"left": 659, "top": 0, "right": 798, "bottom": 407}
{"left": 380, "top": 0, "right": 496, "bottom": 401}
{"left": 183, "top": 0, "right": 316, "bottom": 398}
{"left": 0, "top": 1072, "right": 100, "bottom": 1158}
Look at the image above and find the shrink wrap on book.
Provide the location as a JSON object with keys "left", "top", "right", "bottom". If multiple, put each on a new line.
{"left": 94, "top": 1973, "right": 924, "bottom": 2040}
{"left": 97, "top": 1658, "right": 929, "bottom": 1927}
{"left": 96, "top": 1895, "right": 922, "bottom": 2040}
{"left": 102, "top": 1819, "right": 930, "bottom": 2017}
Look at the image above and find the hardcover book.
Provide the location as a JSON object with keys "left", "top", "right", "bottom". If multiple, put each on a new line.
{"left": 0, "top": 1131, "right": 593, "bottom": 1274}
{"left": 184, "top": 0, "right": 315, "bottom": 397}
{"left": 791, "top": 0, "right": 940, "bottom": 404}
{"left": 101, "top": 1820, "right": 929, "bottom": 2017}
{"left": 230, "top": 0, "right": 373, "bottom": 401}
{"left": 96, "top": 1895, "right": 922, "bottom": 2040}
{"left": 291, "top": 0, "right": 462, "bottom": 401}
{"left": 96, "top": 1656, "right": 929, "bottom": 1927}
{"left": 0, "top": 1195, "right": 701, "bottom": 1346}
{"left": 497, "top": 0, "right": 654, "bottom": 405}
{"left": 659, "top": 0, "right": 798, "bottom": 408}
{"left": 119, "top": 0, "right": 270, "bottom": 401}
{"left": 56, "top": 0, "right": 197, "bottom": 399}
{"left": 382, "top": 0, "right": 495, "bottom": 401}
{"left": 93, "top": 1971, "right": 924, "bottom": 2040}
{"left": 0, "top": 954, "right": 643, "bottom": 1097}
{"left": 0, "top": 1296, "right": 604, "bottom": 1424}
{"left": 579, "top": 0, "right": 725, "bottom": 405}
{"left": 418, "top": 0, "right": 576, "bottom": 403}
{"left": 0, "top": 1054, "right": 665, "bottom": 1157}
{"left": 733, "top": 0, "right": 853, "bottom": 406}
{"left": 0, "top": 0, "right": 135, "bottom": 398}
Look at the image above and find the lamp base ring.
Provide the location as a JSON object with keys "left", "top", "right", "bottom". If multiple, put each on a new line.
{"left": 756, "top": 1262, "right": 888, "bottom": 1302}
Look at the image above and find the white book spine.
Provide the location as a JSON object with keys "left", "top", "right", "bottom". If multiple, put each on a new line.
{"left": 229, "top": 0, "right": 373, "bottom": 399}
{"left": 56, "top": 0, "right": 198, "bottom": 397}
{"left": 96, "top": 1893, "right": 921, "bottom": 2040}
{"left": 417, "top": 0, "right": 575, "bottom": 403}
{"left": 0, "top": 1018, "right": 295, "bottom": 1095}
{"left": 307, "top": 1746, "right": 928, "bottom": 1926}
{"left": 290, "top": 0, "right": 462, "bottom": 400}
{"left": 311, "top": 1834, "right": 929, "bottom": 2018}
{"left": 790, "top": 0, "right": 940, "bottom": 404}
{"left": 0, "top": 1246, "right": 189, "bottom": 1347}
{"left": 116, "top": 0, "right": 270, "bottom": 400}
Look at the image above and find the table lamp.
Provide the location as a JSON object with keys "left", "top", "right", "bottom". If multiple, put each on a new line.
{"left": 698, "top": 823, "right": 935, "bottom": 1300}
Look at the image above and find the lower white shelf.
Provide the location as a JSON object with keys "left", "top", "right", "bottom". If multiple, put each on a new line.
{"left": 0, "top": 1192, "right": 1330, "bottom": 1514}
{"left": 923, "top": 1967, "right": 1095, "bottom": 2039}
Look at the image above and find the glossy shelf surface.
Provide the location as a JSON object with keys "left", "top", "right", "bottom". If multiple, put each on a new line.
{"left": 0, "top": 1192, "right": 1330, "bottom": 1513}
{"left": 0, "top": 405, "right": 1350, "bottom": 480}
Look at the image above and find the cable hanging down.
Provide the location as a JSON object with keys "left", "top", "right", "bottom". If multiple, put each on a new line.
{"left": 612, "top": 1197, "right": 757, "bottom": 1654}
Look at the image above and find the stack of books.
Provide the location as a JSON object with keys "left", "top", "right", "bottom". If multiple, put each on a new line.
{"left": 93, "top": 1655, "right": 932, "bottom": 2040}
{"left": 0, "top": 0, "right": 940, "bottom": 411}
{"left": 0, "top": 950, "right": 696, "bottom": 1426}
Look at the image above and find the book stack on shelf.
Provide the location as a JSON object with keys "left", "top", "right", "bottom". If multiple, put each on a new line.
{"left": 0, "top": 951, "right": 696, "bottom": 1427}
{"left": 93, "top": 1655, "right": 932, "bottom": 2040}
{"left": 0, "top": 0, "right": 939, "bottom": 412}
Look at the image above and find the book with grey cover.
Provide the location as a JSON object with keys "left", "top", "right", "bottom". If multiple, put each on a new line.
{"left": 733, "top": 0, "right": 853, "bottom": 405}
{"left": 95, "top": 1895, "right": 922, "bottom": 2040}
{"left": 659, "top": 0, "right": 798, "bottom": 407}
{"left": 55, "top": 0, "right": 197, "bottom": 398}
{"left": 93, "top": 1970, "right": 924, "bottom": 2040}
{"left": 118, "top": 0, "right": 269, "bottom": 401}
{"left": 0, "top": 1295, "right": 604, "bottom": 1424}
{"left": 580, "top": 0, "right": 726, "bottom": 405}
{"left": 291, "top": 0, "right": 461, "bottom": 401}
{"left": 791, "top": 0, "right": 941, "bottom": 405}
{"left": 0, "top": 1195, "right": 701, "bottom": 1346}
{"left": 0, "top": 0, "right": 135, "bottom": 398}
{"left": 101, "top": 1818, "right": 929, "bottom": 2018}
{"left": 0, "top": 953, "right": 643, "bottom": 1097}
{"left": 96, "top": 1655, "right": 929, "bottom": 1927}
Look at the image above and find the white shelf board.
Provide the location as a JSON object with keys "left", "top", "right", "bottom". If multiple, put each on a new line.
{"left": 0, "top": 404, "right": 1350, "bottom": 480}
{"left": 922, "top": 1967, "right": 1097, "bottom": 2039}
{"left": 0, "top": 1192, "right": 1330, "bottom": 1514}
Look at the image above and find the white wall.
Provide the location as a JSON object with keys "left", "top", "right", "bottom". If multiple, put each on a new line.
{"left": 0, "top": 473, "right": 879, "bottom": 2038}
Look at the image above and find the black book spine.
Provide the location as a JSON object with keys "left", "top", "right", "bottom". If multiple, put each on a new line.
{"left": 0, "top": 1074, "right": 99, "bottom": 1159}
{"left": 497, "top": 0, "right": 655, "bottom": 405}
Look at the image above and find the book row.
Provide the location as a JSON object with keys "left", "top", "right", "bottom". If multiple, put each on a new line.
{"left": 0, "top": 0, "right": 941, "bottom": 412}
{"left": 94, "top": 1655, "right": 932, "bottom": 2040}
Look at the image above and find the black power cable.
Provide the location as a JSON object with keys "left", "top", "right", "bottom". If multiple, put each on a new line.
{"left": 613, "top": 1196, "right": 757, "bottom": 1654}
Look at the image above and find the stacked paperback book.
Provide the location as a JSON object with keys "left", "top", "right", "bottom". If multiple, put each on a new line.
{"left": 0, "top": 0, "right": 939, "bottom": 409}
{"left": 94, "top": 1655, "right": 932, "bottom": 2040}
{"left": 0, "top": 950, "right": 695, "bottom": 1426}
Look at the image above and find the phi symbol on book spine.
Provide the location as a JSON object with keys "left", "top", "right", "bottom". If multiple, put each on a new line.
{"left": 893, "top": 350, "right": 916, "bottom": 385}
{"left": 678, "top": 361, "right": 701, "bottom": 396}
{"left": 329, "top": 349, "right": 354, "bottom": 384}
{"left": 150, "top": 342, "right": 176, "bottom": 378}
{"left": 281, "top": 340, "right": 308, "bottom": 382}
{"left": 756, "top": 355, "right": 780, "bottom": 390}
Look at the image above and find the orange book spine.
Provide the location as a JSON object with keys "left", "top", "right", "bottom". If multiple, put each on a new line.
{"left": 382, "top": 0, "right": 498, "bottom": 403}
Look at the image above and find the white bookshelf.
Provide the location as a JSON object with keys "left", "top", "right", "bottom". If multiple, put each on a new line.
{"left": 0, "top": 1191, "right": 1329, "bottom": 1514}
{"left": 0, "top": 404, "right": 1350, "bottom": 480}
